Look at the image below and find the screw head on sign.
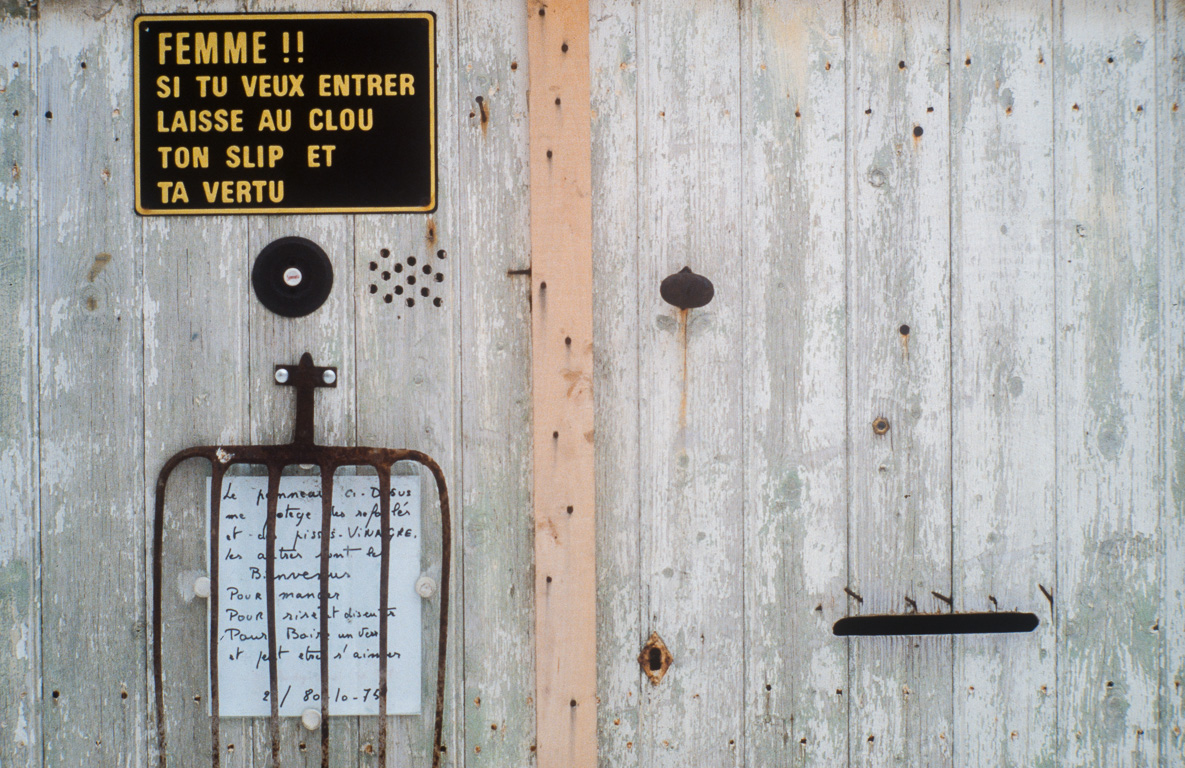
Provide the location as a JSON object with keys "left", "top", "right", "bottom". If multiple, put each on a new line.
{"left": 283, "top": 267, "right": 303, "bottom": 287}
{"left": 193, "top": 576, "right": 211, "bottom": 599}
{"left": 322, "top": 369, "right": 337, "bottom": 385}
{"left": 301, "top": 708, "right": 322, "bottom": 731}
{"left": 415, "top": 576, "right": 438, "bottom": 598}
{"left": 275, "top": 368, "right": 289, "bottom": 384}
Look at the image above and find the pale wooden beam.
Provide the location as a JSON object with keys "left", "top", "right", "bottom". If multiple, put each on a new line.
{"left": 527, "top": 0, "right": 597, "bottom": 766}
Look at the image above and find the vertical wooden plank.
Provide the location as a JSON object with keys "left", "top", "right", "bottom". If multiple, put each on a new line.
{"left": 1159, "top": 1, "right": 1185, "bottom": 762}
{"left": 246, "top": 207, "right": 353, "bottom": 768}
{"left": 353, "top": 1, "right": 461, "bottom": 765}
{"left": 949, "top": 1, "right": 1058, "bottom": 766}
{"left": 527, "top": 1, "right": 597, "bottom": 766}
{"left": 137, "top": 0, "right": 252, "bottom": 761}
{"left": 588, "top": 0, "right": 640, "bottom": 765}
{"left": 0, "top": 7, "right": 39, "bottom": 768}
{"left": 143, "top": 203, "right": 248, "bottom": 768}
{"left": 845, "top": 0, "right": 952, "bottom": 766}
{"left": 139, "top": 5, "right": 248, "bottom": 768}
{"left": 455, "top": 0, "right": 536, "bottom": 764}
{"left": 635, "top": 2, "right": 744, "bottom": 766}
{"left": 741, "top": 1, "right": 849, "bottom": 766}
{"left": 239, "top": 2, "right": 356, "bottom": 765}
{"left": 37, "top": 2, "right": 146, "bottom": 767}
{"left": 1055, "top": 0, "right": 1161, "bottom": 764}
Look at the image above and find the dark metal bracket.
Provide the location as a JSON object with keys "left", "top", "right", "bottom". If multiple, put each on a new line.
{"left": 833, "top": 611, "right": 1038, "bottom": 637}
{"left": 152, "top": 352, "right": 451, "bottom": 768}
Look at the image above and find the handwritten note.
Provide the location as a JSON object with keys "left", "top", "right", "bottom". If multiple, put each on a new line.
{"left": 207, "top": 474, "right": 421, "bottom": 716}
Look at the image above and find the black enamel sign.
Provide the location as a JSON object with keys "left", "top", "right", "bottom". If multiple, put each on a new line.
{"left": 134, "top": 13, "right": 436, "bottom": 215}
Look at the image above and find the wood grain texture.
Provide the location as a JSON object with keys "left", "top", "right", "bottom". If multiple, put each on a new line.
{"left": 1055, "top": 0, "right": 1162, "bottom": 765}
{"left": 845, "top": 1, "right": 953, "bottom": 766}
{"left": 1158, "top": 3, "right": 1185, "bottom": 763}
{"left": 242, "top": 8, "right": 354, "bottom": 768}
{"left": 0, "top": 8, "right": 39, "bottom": 768}
{"left": 353, "top": 1, "right": 459, "bottom": 764}
{"left": 141, "top": 139, "right": 250, "bottom": 768}
{"left": 247, "top": 206, "right": 356, "bottom": 768}
{"left": 740, "top": 1, "right": 849, "bottom": 765}
{"left": 136, "top": 0, "right": 252, "bottom": 761}
{"left": 455, "top": 0, "right": 536, "bottom": 765}
{"left": 36, "top": 3, "right": 146, "bottom": 767}
{"left": 588, "top": 0, "right": 640, "bottom": 765}
{"left": 634, "top": 2, "right": 745, "bottom": 766}
{"left": 4, "top": 3, "right": 1185, "bottom": 768}
{"left": 949, "top": 2, "right": 1057, "bottom": 765}
{"left": 526, "top": 1, "right": 597, "bottom": 766}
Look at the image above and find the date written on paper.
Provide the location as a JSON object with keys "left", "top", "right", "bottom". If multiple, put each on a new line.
{"left": 208, "top": 474, "right": 422, "bottom": 716}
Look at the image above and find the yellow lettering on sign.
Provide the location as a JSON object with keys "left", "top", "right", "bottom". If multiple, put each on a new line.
{"left": 175, "top": 32, "right": 191, "bottom": 64}
{"left": 158, "top": 31, "right": 271, "bottom": 65}
{"left": 158, "top": 32, "right": 173, "bottom": 65}
{"left": 156, "top": 75, "right": 180, "bottom": 98}
{"left": 307, "top": 145, "right": 336, "bottom": 167}
{"left": 308, "top": 108, "right": 373, "bottom": 132}
{"left": 240, "top": 74, "right": 305, "bottom": 98}
{"left": 252, "top": 32, "right": 267, "bottom": 64}
{"left": 157, "top": 180, "right": 189, "bottom": 203}
{"left": 201, "top": 179, "right": 284, "bottom": 204}
{"left": 257, "top": 109, "right": 291, "bottom": 132}
{"left": 157, "top": 109, "right": 244, "bottom": 133}
{"left": 314, "top": 73, "right": 416, "bottom": 97}
{"left": 195, "top": 76, "right": 228, "bottom": 98}
{"left": 225, "top": 145, "right": 284, "bottom": 169}
{"left": 194, "top": 32, "right": 218, "bottom": 64}
{"left": 225, "top": 32, "right": 247, "bottom": 64}
{"left": 157, "top": 146, "right": 209, "bottom": 169}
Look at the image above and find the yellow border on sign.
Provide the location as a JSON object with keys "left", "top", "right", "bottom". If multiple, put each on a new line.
{"left": 133, "top": 12, "right": 436, "bottom": 216}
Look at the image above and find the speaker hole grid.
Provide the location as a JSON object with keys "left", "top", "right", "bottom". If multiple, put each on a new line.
{"left": 368, "top": 247, "right": 447, "bottom": 309}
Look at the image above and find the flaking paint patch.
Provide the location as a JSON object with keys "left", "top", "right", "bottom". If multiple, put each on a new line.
{"left": 49, "top": 297, "right": 70, "bottom": 334}
{"left": 14, "top": 620, "right": 29, "bottom": 659}
{"left": 143, "top": 292, "right": 159, "bottom": 387}
{"left": 13, "top": 698, "right": 30, "bottom": 747}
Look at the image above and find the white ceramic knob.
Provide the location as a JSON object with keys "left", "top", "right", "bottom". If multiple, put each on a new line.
{"left": 193, "top": 576, "right": 211, "bottom": 599}
{"left": 301, "top": 708, "right": 322, "bottom": 731}
{"left": 415, "top": 576, "right": 437, "bottom": 598}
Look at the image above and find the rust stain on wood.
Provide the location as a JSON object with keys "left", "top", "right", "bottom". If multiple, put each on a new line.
{"left": 86, "top": 252, "right": 111, "bottom": 282}
{"left": 638, "top": 632, "right": 673, "bottom": 685}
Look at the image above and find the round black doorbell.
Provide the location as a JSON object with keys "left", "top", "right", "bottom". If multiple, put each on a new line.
{"left": 251, "top": 237, "right": 334, "bottom": 317}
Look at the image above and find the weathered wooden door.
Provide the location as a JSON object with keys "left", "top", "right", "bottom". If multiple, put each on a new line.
{"left": 2, "top": 1, "right": 1182, "bottom": 768}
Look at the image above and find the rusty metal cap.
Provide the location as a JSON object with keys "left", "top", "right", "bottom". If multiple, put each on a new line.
{"left": 660, "top": 266, "right": 714, "bottom": 310}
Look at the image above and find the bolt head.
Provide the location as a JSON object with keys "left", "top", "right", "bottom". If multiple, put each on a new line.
{"left": 193, "top": 576, "right": 211, "bottom": 599}
{"left": 282, "top": 267, "right": 303, "bottom": 287}
{"left": 415, "top": 576, "right": 437, "bottom": 598}
{"left": 301, "top": 708, "right": 322, "bottom": 731}
{"left": 275, "top": 368, "right": 289, "bottom": 384}
{"left": 322, "top": 369, "right": 337, "bottom": 385}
